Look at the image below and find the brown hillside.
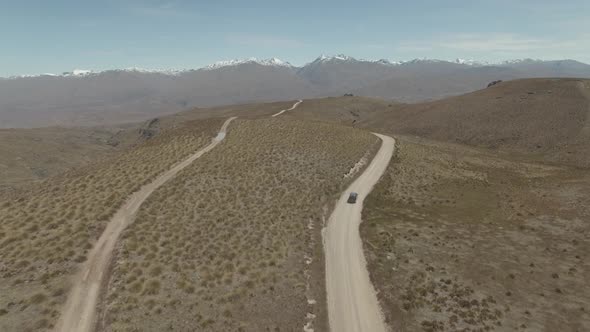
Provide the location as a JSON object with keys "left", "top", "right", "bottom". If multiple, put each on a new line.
{"left": 360, "top": 78, "right": 590, "bottom": 167}
{"left": 0, "top": 118, "right": 223, "bottom": 331}
{"left": 0, "top": 100, "right": 293, "bottom": 191}
{"left": 288, "top": 79, "right": 590, "bottom": 167}
{"left": 362, "top": 136, "right": 590, "bottom": 331}
{"left": 284, "top": 96, "right": 395, "bottom": 124}
{"left": 0, "top": 126, "right": 139, "bottom": 190}
{"left": 101, "top": 118, "right": 378, "bottom": 331}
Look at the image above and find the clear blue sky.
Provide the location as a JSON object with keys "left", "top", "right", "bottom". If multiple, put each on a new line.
{"left": 2, "top": 0, "right": 589, "bottom": 76}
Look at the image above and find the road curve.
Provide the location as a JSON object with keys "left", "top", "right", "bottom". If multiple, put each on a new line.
{"left": 324, "top": 133, "right": 395, "bottom": 332}
{"left": 54, "top": 117, "right": 237, "bottom": 332}
{"left": 272, "top": 99, "right": 303, "bottom": 117}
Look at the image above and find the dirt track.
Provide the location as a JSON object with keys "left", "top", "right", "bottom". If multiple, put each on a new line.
{"left": 54, "top": 117, "right": 236, "bottom": 332}
{"left": 324, "top": 133, "right": 395, "bottom": 332}
{"left": 271, "top": 99, "right": 303, "bottom": 117}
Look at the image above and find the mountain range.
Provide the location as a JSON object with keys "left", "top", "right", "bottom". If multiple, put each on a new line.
{"left": 2, "top": 55, "right": 590, "bottom": 128}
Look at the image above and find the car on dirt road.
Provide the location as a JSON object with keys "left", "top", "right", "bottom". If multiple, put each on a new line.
{"left": 347, "top": 192, "right": 358, "bottom": 204}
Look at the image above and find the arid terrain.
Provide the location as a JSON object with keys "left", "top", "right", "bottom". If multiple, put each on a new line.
{"left": 0, "top": 125, "right": 134, "bottom": 190}
{"left": 291, "top": 79, "right": 590, "bottom": 168}
{"left": 361, "top": 136, "right": 589, "bottom": 331}
{"left": 100, "top": 117, "right": 378, "bottom": 331}
{"left": 0, "top": 118, "right": 224, "bottom": 331}
{"left": 363, "top": 78, "right": 590, "bottom": 167}
{"left": 0, "top": 100, "right": 297, "bottom": 191}
{"left": 0, "top": 77, "right": 589, "bottom": 332}
{"left": 288, "top": 78, "right": 590, "bottom": 331}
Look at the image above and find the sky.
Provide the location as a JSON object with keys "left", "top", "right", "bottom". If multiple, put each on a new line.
{"left": 1, "top": 0, "right": 589, "bottom": 76}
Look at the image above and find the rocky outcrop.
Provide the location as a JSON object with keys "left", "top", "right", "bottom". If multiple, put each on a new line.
{"left": 138, "top": 118, "right": 160, "bottom": 140}
{"left": 487, "top": 80, "right": 503, "bottom": 88}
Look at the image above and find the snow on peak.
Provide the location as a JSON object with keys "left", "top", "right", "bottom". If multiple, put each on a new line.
{"left": 454, "top": 58, "right": 488, "bottom": 66}
{"left": 72, "top": 69, "right": 92, "bottom": 76}
{"left": 372, "top": 59, "right": 402, "bottom": 66}
{"left": 12, "top": 69, "right": 96, "bottom": 78}
{"left": 500, "top": 58, "right": 543, "bottom": 65}
{"left": 312, "top": 55, "right": 405, "bottom": 66}
{"left": 203, "top": 57, "right": 293, "bottom": 70}
{"left": 314, "top": 54, "right": 356, "bottom": 62}
{"left": 117, "top": 67, "right": 188, "bottom": 75}
{"left": 403, "top": 58, "right": 446, "bottom": 65}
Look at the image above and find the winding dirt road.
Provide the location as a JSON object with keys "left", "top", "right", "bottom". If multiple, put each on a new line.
{"left": 54, "top": 117, "right": 236, "bottom": 332}
{"left": 272, "top": 99, "right": 303, "bottom": 117}
{"left": 324, "top": 133, "right": 395, "bottom": 332}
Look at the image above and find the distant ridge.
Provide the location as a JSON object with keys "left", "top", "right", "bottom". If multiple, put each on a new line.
{"left": 6, "top": 55, "right": 589, "bottom": 79}
{"left": 1, "top": 55, "right": 590, "bottom": 128}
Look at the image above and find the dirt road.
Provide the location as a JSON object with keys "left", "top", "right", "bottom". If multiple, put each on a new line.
{"left": 54, "top": 117, "right": 237, "bottom": 332}
{"left": 271, "top": 99, "right": 303, "bottom": 117}
{"left": 324, "top": 133, "right": 395, "bottom": 332}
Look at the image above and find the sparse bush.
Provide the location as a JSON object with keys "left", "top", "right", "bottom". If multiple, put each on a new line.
{"left": 0, "top": 118, "right": 224, "bottom": 330}
{"left": 103, "top": 117, "right": 377, "bottom": 330}
{"left": 30, "top": 293, "right": 47, "bottom": 304}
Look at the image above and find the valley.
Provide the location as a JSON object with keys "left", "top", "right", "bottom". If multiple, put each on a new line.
{"left": 0, "top": 78, "right": 589, "bottom": 332}
{"left": 2, "top": 57, "right": 590, "bottom": 129}
{"left": 3, "top": 2, "right": 590, "bottom": 331}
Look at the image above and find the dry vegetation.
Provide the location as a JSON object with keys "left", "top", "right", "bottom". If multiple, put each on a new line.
{"left": 0, "top": 100, "right": 296, "bottom": 192}
{"left": 362, "top": 78, "right": 590, "bottom": 167}
{"left": 292, "top": 79, "right": 590, "bottom": 168}
{"left": 0, "top": 125, "right": 134, "bottom": 190}
{"left": 361, "top": 137, "right": 590, "bottom": 331}
{"left": 284, "top": 95, "right": 395, "bottom": 126}
{"left": 0, "top": 118, "right": 223, "bottom": 331}
{"left": 101, "top": 117, "right": 378, "bottom": 331}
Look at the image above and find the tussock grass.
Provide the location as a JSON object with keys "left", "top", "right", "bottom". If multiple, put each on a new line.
{"left": 103, "top": 117, "right": 378, "bottom": 331}
{"left": 361, "top": 137, "right": 590, "bottom": 331}
{"left": 0, "top": 118, "right": 223, "bottom": 331}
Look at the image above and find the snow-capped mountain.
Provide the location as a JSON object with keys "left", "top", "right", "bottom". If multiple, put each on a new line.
{"left": 297, "top": 54, "right": 403, "bottom": 92}
{"left": 2, "top": 54, "right": 589, "bottom": 128}
{"left": 9, "top": 67, "right": 191, "bottom": 79}
{"left": 313, "top": 54, "right": 355, "bottom": 63}
{"left": 72, "top": 69, "right": 92, "bottom": 76}
{"left": 500, "top": 58, "right": 544, "bottom": 65}
{"left": 373, "top": 59, "right": 403, "bottom": 66}
{"left": 308, "top": 54, "right": 402, "bottom": 66}
{"left": 203, "top": 57, "right": 293, "bottom": 70}
{"left": 454, "top": 58, "right": 489, "bottom": 66}
{"left": 6, "top": 55, "right": 590, "bottom": 79}
{"left": 401, "top": 58, "right": 445, "bottom": 64}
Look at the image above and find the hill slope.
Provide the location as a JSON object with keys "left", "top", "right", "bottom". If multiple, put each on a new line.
{"left": 353, "top": 64, "right": 522, "bottom": 102}
{"left": 362, "top": 136, "right": 590, "bottom": 331}
{"left": 0, "top": 100, "right": 295, "bottom": 190}
{"left": 0, "top": 65, "right": 314, "bottom": 128}
{"left": 0, "top": 125, "right": 140, "bottom": 190}
{"left": 363, "top": 78, "right": 590, "bottom": 166}
{"left": 355, "top": 60, "right": 590, "bottom": 102}
{"left": 3, "top": 57, "right": 590, "bottom": 128}
{"left": 0, "top": 116, "right": 378, "bottom": 331}
{"left": 285, "top": 79, "right": 590, "bottom": 167}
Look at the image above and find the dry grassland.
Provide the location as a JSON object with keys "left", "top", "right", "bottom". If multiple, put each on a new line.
{"left": 362, "top": 78, "right": 590, "bottom": 168}
{"left": 291, "top": 79, "right": 590, "bottom": 168}
{"left": 0, "top": 118, "right": 223, "bottom": 331}
{"left": 0, "top": 126, "right": 133, "bottom": 190}
{"left": 0, "top": 100, "right": 295, "bottom": 192}
{"left": 282, "top": 96, "right": 394, "bottom": 126}
{"left": 361, "top": 137, "right": 590, "bottom": 331}
{"left": 101, "top": 118, "right": 378, "bottom": 331}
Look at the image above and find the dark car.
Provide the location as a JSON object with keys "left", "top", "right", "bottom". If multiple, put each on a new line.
{"left": 347, "top": 192, "right": 358, "bottom": 204}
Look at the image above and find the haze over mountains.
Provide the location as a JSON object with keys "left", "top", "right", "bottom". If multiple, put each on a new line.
{"left": 2, "top": 55, "right": 590, "bottom": 128}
